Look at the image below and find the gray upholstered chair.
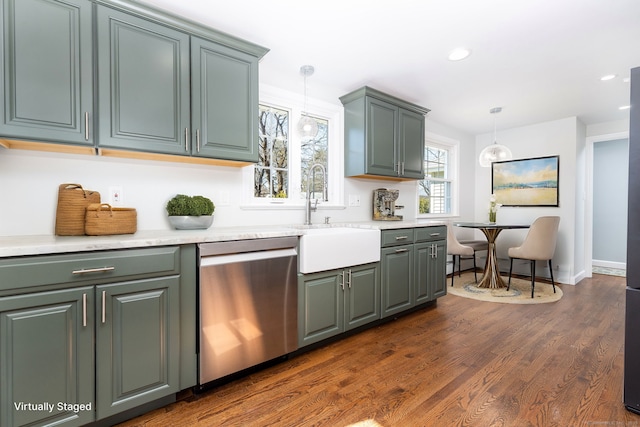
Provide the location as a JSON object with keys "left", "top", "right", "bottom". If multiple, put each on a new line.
{"left": 447, "top": 225, "right": 486, "bottom": 286}
{"left": 507, "top": 216, "right": 560, "bottom": 298}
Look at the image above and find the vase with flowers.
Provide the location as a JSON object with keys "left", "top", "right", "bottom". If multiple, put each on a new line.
{"left": 489, "top": 194, "right": 501, "bottom": 223}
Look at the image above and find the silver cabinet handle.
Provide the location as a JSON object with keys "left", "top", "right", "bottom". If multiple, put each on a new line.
{"left": 82, "top": 293, "right": 87, "bottom": 327}
{"left": 395, "top": 236, "right": 409, "bottom": 241}
{"left": 185, "top": 128, "right": 189, "bottom": 151}
{"left": 430, "top": 232, "right": 441, "bottom": 237}
{"left": 347, "top": 269, "right": 352, "bottom": 289}
{"left": 400, "top": 161, "right": 405, "bottom": 175}
{"left": 395, "top": 248, "right": 409, "bottom": 253}
{"left": 72, "top": 266, "right": 115, "bottom": 275}
{"left": 339, "top": 272, "right": 345, "bottom": 291}
{"left": 101, "top": 290, "right": 106, "bottom": 324}
{"left": 84, "top": 112, "right": 89, "bottom": 141}
{"left": 196, "top": 129, "right": 200, "bottom": 152}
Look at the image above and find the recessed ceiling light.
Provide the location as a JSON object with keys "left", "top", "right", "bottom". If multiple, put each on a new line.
{"left": 619, "top": 105, "right": 631, "bottom": 110}
{"left": 448, "top": 48, "right": 471, "bottom": 61}
{"left": 600, "top": 74, "right": 617, "bottom": 81}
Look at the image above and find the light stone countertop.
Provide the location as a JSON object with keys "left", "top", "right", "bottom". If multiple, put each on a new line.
{"left": 0, "top": 221, "right": 446, "bottom": 258}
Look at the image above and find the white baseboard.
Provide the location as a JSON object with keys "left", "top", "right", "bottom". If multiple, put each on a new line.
{"left": 592, "top": 259, "right": 626, "bottom": 270}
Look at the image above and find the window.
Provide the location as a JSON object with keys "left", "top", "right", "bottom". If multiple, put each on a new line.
{"left": 244, "top": 85, "right": 342, "bottom": 208}
{"left": 301, "top": 117, "right": 328, "bottom": 199}
{"left": 255, "top": 105, "right": 289, "bottom": 198}
{"left": 418, "top": 135, "right": 458, "bottom": 216}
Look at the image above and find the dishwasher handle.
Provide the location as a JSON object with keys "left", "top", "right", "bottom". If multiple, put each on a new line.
{"left": 200, "top": 248, "right": 297, "bottom": 267}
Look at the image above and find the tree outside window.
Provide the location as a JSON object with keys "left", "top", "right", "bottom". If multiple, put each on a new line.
{"left": 255, "top": 105, "right": 289, "bottom": 198}
{"left": 301, "top": 117, "right": 328, "bottom": 199}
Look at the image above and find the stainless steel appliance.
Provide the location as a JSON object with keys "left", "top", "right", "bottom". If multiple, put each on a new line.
{"left": 198, "top": 237, "right": 298, "bottom": 385}
{"left": 373, "top": 188, "right": 403, "bottom": 221}
{"left": 625, "top": 66, "right": 640, "bottom": 413}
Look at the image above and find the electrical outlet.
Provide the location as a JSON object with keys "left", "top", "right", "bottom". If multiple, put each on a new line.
{"left": 109, "top": 186, "right": 123, "bottom": 206}
{"left": 348, "top": 194, "right": 361, "bottom": 207}
{"left": 218, "top": 190, "right": 230, "bottom": 206}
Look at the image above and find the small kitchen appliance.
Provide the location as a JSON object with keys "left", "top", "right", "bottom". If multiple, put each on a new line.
{"left": 373, "top": 188, "right": 403, "bottom": 221}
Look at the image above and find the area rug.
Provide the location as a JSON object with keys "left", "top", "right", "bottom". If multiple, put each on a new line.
{"left": 447, "top": 271, "right": 562, "bottom": 304}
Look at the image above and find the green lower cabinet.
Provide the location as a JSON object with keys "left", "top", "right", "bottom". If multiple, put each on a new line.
{"left": 0, "top": 276, "right": 180, "bottom": 426}
{"left": 298, "top": 263, "right": 379, "bottom": 347}
{"left": 430, "top": 241, "right": 447, "bottom": 299}
{"left": 414, "top": 240, "right": 447, "bottom": 304}
{"left": 0, "top": 287, "right": 95, "bottom": 427}
{"left": 96, "top": 276, "right": 180, "bottom": 420}
{"left": 380, "top": 244, "right": 414, "bottom": 318}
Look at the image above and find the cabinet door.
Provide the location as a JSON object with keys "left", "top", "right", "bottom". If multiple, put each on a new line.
{"left": 366, "top": 97, "right": 398, "bottom": 177}
{"left": 1, "top": 0, "right": 93, "bottom": 145}
{"left": 95, "top": 276, "right": 179, "bottom": 419}
{"left": 0, "top": 287, "right": 94, "bottom": 427}
{"left": 414, "top": 242, "right": 432, "bottom": 304}
{"left": 191, "top": 37, "right": 259, "bottom": 162}
{"left": 398, "top": 107, "right": 425, "bottom": 179}
{"left": 344, "top": 263, "right": 380, "bottom": 331}
{"left": 430, "top": 240, "right": 447, "bottom": 299}
{"left": 298, "top": 271, "right": 343, "bottom": 347}
{"left": 380, "top": 245, "right": 413, "bottom": 318}
{"left": 96, "top": 6, "right": 190, "bottom": 155}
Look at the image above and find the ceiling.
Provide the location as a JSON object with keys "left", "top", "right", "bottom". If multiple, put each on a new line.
{"left": 139, "top": 0, "right": 640, "bottom": 135}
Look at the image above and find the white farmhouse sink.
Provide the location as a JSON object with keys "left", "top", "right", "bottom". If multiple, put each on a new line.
{"left": 298, "top": 227, "right": 381, "bottom": 274}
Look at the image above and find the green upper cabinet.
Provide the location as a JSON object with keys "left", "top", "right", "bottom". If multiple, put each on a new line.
{"left": 96, "top": 5, "right": 191, "bottom": 155}
{"left": 340, "top": 86, "right": 429, "bottom": 180}
{"left": 96, "top": 4, "right": 263, "bottom": 162}
{"left": 0, "top": 0, "right": 93, "bottom": 146}
{"left": 191, "top": 37, "right": 259, "bottom": 162}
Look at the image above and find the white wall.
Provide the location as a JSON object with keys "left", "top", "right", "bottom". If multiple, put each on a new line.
{"left": 472, "top": 117, "right": 585, "bottom": 284}
{"left": 0, "top": 117, "right": 474, "bottom": 236}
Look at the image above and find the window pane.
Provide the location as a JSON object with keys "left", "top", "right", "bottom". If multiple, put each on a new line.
{"left": 256, "top": 105, "right": 289, "bottom": 198}
{"left": 301, "top": 116, "right": 328, "bottom": 198}
{"left": 419, "top": 180, "right": 451, "bottom": 214}
{"left": 425, "top": 146, "right": 447, "bottom": 179}
{"left": 420, "top": 144, "right": 452, "bottom": 215}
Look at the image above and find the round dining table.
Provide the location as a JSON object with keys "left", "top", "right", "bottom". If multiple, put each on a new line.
{"left": 453, "top": 222, "right": 530, "bottom": 289}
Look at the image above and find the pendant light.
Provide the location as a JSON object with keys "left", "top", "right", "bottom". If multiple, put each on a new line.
{"left": 297, "top": 65, "right": 318, "bottom": 139}
{"left": 479, "top": 107, "right": 512, "bottom": 167}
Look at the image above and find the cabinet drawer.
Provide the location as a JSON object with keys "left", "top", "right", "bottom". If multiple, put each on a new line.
{"left": 381, "top": 229, "right": 415, "bottom": 247}
{"left": 0, "top": 247, "right": 180, "bottom": 292}
{"left": 414, "top": 226, "right": 446, "bottom": 242}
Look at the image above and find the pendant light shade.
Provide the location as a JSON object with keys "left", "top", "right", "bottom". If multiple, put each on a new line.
{"left": 298, "top": 65, "right": 318, "bottom": 139}
{"left": 479, "top": 107, "right": 512, "bottom": 167}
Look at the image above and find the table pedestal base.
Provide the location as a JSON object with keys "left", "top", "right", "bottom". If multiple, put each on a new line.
{"left": 477, "top": 228, "right": 506, "bottom": 289}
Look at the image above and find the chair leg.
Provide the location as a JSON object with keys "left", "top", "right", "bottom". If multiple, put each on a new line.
{"left": 451, "top": 255, "right": 457, "bottom": 286}
{"left": 548, "top": 259, "right": 556, "bottom": 293}
{"left": 530, "top": 260, "right": 536, "bottom": 298}
{"left": 507, "top": 258, "right": 514, "bottom": 290}
{"left": 473, "top": 254, "right": 478, "bottom": 283}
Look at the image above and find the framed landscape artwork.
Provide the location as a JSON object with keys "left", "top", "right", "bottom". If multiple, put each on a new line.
{"left": 491, "top": 155, "right": 559, "bottom": 207}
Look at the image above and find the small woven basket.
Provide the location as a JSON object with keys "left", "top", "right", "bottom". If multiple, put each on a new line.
{"left": 55, "top": 184, "right": 101, "bottom": 236}
{"left": 85, "top": 203, "right": 137, "bottom": 236}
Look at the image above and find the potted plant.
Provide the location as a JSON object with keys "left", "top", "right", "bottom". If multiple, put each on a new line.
{"left": 166, "top": 194, "right": 215, "bottom": 230}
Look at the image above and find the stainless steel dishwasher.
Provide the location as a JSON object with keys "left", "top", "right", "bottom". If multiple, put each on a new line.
{"left": 197, "top": 237, "right": 298, "bottom": 385}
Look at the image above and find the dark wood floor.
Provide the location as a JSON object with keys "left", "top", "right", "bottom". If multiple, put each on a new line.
{"left": 118, "top": 273, "right": 640, "bottom": 426}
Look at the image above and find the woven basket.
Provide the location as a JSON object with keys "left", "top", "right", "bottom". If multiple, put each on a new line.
{"left": 85, "top": 203, "right": 137, "bottom": 236}
{"left": 55, "top": 184, "right": 101, "bottom": 236}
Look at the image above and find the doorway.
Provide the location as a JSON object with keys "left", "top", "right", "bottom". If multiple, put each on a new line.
{"left": 585, "top": 132, "right": 629, "bottom": 278}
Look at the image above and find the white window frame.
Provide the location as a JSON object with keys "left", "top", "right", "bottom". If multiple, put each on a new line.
{"left": 242, "top": 84, "right": 344, "bottom": 210}
{"left": 416, "top": 132, "right": 460, "bottom": 218}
